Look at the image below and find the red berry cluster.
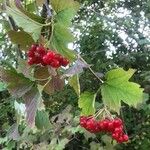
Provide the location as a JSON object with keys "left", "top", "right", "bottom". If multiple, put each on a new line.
{"left": 27, "top": 44, "right": 46, "bottom": 66}
{"left": 80, "top": 116, "right": 129, "bottom": 143}
{"left": 27, "top": 44, "right": 69, "bottom": 68}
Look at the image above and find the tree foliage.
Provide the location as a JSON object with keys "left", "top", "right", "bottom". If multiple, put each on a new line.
{"left": 0, "top": 0, "right": 150, "bottom": 149}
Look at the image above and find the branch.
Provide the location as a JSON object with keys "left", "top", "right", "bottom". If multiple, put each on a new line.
{"left": 44, "top": 0, "right": 52, "bottom": 18}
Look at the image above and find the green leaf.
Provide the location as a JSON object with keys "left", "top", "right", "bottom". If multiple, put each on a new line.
{"left": 78, "top": 92, "right": 96, "bottom": 116}
{"left": 50, "top": 0, "right": 79, "bottom": 61}
{"left": 51, "top": 22, "right": 76, "bottom": 61}
{"left": 0, "top": 19, "right": 11, "bottom": 31}
{"left": 55, "top": 7, "right": 79, "bottom": 27}
{"left": 51, "top": 0, "right": 79, "bottom": 13}
{"left": 6, "top": 3, "right": 44, "bottom": 41}
{"left": 0, "top": 82, "right": 7, "bottom": 92}
{"left": 69, "top": 74, "right": 80, "bottom": 96}
{"left": 51, "top": 36, "right": 76, "bottom": 61}
{"left": 90, "top": 142, "right": 102, "bottom": 150}
{"left": 8, "top": 30, "right": 34, "bottom": 50}
{"left": 0, "top": 137, "right": 7, "bottom": 145}
{"left": 52, "top": 24, "right": 75, "bottom": 60}
{"left": 0, "top": 67, "right": 33, "bottom": 98}
{"left": 102, "top": 135, "right": 116, "bottom": 150}
{"left": 56, "top": 138, "right": 69, "bottom": 150}
{"left": 35, "top": 110, "right": 51, "bottom": 130}
{"left": 7, "top": 140, "right": 16, "bottom": 150}
{"left": 54, "top": 23, "right": 75, "bottom": 44}
{"left": 49, "top": 138, "right": 69, "bottom": 150}
{"left": 101, "top": 68, "right": 144, "bottom": 113}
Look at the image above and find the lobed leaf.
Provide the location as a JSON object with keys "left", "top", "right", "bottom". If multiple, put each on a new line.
{"left": 101, "top": 68, "right": 144, "bottom": 113}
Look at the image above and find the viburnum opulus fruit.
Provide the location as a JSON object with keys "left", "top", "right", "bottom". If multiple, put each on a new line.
{"left": 27, "top": 44, "right": 69, "bottom": 68}
{"left": 80, "top": 116, "right": 129, "bottom": 143}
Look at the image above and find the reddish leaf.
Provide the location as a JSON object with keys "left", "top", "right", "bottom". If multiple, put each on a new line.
{"left": 8, "top": 30, "right": 34, "bottom": 50}
{"left": 51, "top": 75, "right": 65, "bottom": 91}
{"left": 17, "top": 58, "right": 34, "bottom": 80}
{"left": 23, "top": 87, "right": 41, "bottom": 127}
{"left": 44, "top": 75, "right": 65, "bottom": 95}
{"left": 34, "top": 66, "right": 50, "bottom": 80}
{"left": 64, "top": 59, "right": 89, "bottom": 77}
{"left": 48, "top": 66, "right": 57, "bottom": 77}
{"left": 7, "top": 123, "right": 20, "bottom": 140}
{"left": 0, "top": 67, "right": 33, "bottom": 98}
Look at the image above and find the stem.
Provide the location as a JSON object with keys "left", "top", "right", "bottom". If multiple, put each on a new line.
{"left": 104, "top": 107, "right": 114, "bottom": 120}
{"left": 42, "top": 77, "right": 51, "bottom": 89}
{"left": 79, "top": 55, "right": 104, "bottom": 83}
{"left": 94, "top": 108, "right": 104, "bottom": 119}
{"left": 35, "top": 76, "right": 51, "bottom": 81}
{"left": 120, "top": 108, "right": 128, "bottom": 134}
{"left": 48, "top": 18, "right": 54, "bottom": 41}
{"left": 43, "top": 22, "right": 51, "bottom": 27}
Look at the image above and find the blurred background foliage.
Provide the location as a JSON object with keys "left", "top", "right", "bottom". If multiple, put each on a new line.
{"left": 1, "top": 0, "right": 150, "bottom": 149}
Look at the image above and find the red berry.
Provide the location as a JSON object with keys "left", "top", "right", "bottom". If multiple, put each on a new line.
{"left": 50, "top": 59, "right": 60, "bottom": 68}
{"left": 31, "top": 44, "right": 37, "bottom": 51}
{"left": 94, "top": 123, "right": 101, "bottom": 132}
{"left": 98, "top": 121, "right": 105, "bottom": 131}
{"left": 47, "top": 51, "right": 56, "bottom": 59}
{"left": 112, "top": 133, "right": 119, "bottom": 140}
{"left": 80, "top": 116, "right": 87, "bottom": 128}
{"left": 117, "top": 136, "right": 124, "bottom": 143}
{"left": 113, "top": 119, "right": 123, "bottom": 128}
{"left": 86, "top": 118, "right": 96, "bottom": 131}
{"left": 34, "top": 56, "right": 42, "bottom": 64}
{"left": 123, "top": 134, "right": 129, "bottom": 142}
{"left": 42, "top": 55, "right": 49, "bottom": 65}
{"left": 102, "top": 119, "right": 109, "bottom": 130}
{"left": 36, "top": 46, "right": 46, "bottom": 55}
{"left": 80, "top": 116, "right": 87, "bottom": 127}
{"left": 54, "top": 54, "right": 63, "bottom": 61}
{"left": 28, "top": 57, "right": 35, "bottom": 65}
{"left": 61, "top": 58, "right": 69, "bottom": 67}
{"left": 107, "top": 122, "right": 114, "bottom": 132}
{"left": 27, "top": 51, "right": 35, "bottom": 57}
{"left": 114, "top": 127, "right": 123, "bottom": 133}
